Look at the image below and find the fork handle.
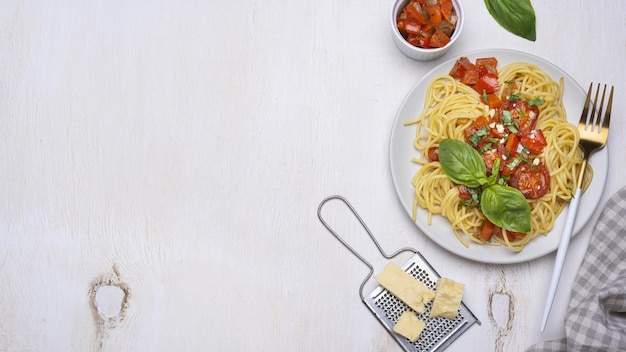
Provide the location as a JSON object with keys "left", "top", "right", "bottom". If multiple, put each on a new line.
{"left": 540, "top": 187, "right": 582, "bottom": 332}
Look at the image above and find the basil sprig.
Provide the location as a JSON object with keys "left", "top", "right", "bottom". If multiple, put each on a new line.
{"left": 484, "top": 0, "right": 537, "bottom": 42}
{"left": 438, "top": 139, "right": 531, "bottom": 233}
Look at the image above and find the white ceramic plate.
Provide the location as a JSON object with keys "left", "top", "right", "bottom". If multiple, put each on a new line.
{"left": 389, "top": 49, "right": 608, "bottom": 264}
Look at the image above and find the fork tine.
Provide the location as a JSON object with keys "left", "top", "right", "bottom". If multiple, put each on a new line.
{"left": 589, "top": 83, "right": 602, "bottom": 131}
{"left": 592, "top": 84, "right": 606, "bottom": 132}
{"left": 580, "top": 82, "right": 593, "bottom": 127}
{"left": 602, "top": 85, "right": 614, "bottom": 129}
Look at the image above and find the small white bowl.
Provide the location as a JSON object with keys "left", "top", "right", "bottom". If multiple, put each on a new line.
{"left": 390, "top": 0, "right": 464, "bottom": 61}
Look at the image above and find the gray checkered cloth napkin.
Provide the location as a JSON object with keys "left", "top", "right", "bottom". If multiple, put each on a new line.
{"left": 526, "top": 185, "right": 626, "bottom": 352}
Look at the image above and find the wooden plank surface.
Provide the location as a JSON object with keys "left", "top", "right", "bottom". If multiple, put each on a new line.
{"left": 1, "top": 0, "right": 624, "bottom": 351}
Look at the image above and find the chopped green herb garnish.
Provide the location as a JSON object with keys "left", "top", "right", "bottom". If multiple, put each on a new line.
{"left": 527, "top": 98, "right": 545, "bottom": 106}
{"left": 509, "top": 92, "right": 522, "bottom": 101}
{"left": 461, "top": 187, "right": 482, "bottom": 208}
{"left": 507, "top": 157, "right": 524, "bottom": 170}
{"left": 469, "top": 126, "right": 489, "bottom": 146}
{"left": 501, "top": 111, "right": 519, "bottom": 133}
{"left": 480, "top": 143, "right": 494, "bottom": 154}
{"left": 520, "top": 145, "right": 529, "bottom": 154}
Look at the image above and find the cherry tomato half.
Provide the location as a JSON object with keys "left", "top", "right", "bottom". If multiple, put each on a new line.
{"left": 510, "top": 162, "right": 550, "bottom": 199}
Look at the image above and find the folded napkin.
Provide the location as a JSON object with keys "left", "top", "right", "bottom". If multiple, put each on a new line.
{"left": 527, "top": 186, "right": 626, "bottom": 352}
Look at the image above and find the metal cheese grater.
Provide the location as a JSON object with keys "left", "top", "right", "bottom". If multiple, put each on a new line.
{"left": 317, "top": 195, "right": 480, "bottom": 352}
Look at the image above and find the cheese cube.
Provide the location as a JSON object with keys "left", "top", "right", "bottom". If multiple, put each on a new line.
{"left": 374, "top": 263, "right": 435, "bottom": 313}
{"left": 393, "top": 311, "right": 425, "bottom": 342}
{"left": 429, "top": 277, "right": 465, "bottom": 319}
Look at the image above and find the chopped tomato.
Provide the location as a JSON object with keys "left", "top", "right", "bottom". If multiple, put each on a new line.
{"left": 427, "top": 5, "right": 442, "bottom": 27}
{"left": 458, "top": 185, "right": 471, "bottom": 199}
{"left": 419, "top": 24, "right": 435, "bottom": 37}
{"left": 449, "top": 57, "right": 470, "bottom": 78}
{"left": 429, "top": 29, "right": 451, "bottom": 48}
{"left": 475, "top": 57, "right": 498, "bottom": 76}
{"left": 520, "top": 129, "right": 547, "bottom": 155}
{"left": 474, "top": 73, "right": 500, "bottom": 94}
{"left": 504, "top": 133, "right": 519, "bottom": 158}
{"left": 460, "top": 64, "right": 479, "bottom": 85}
{"left": 405, "top": 2, "right": 428, "bottom": 25}
{"left": 397, "top": 0, "right": 456, "bottom": 49}
{"left": 484, "top": 93, "right": 503, "bottom": 109}
{"left": 510, "top": 163, "right": 550, "bottom": 199}
{"left": 406, "top": 34, "right": 420, "bottom": 46}
{"left": 397, "top": 19, "right": 407, "bottom": 33}
{"left": 450, "top": 57, "right": 502, "bottom": 102}
{"left": 440, "top": 0, "right": 453, "bottom": 21}
{"left": 418, "top": 36, "right": 431, "bottom": 48}
{"left": 427, "top": 147, "right": 439, "bottom": 161}
{"left": 494, "top": 228, "right": 518, "bottom": 242}
{"left": 500, "top": 160, "right": 517, "bottom": 177}
{"left": 480, "top": 219, "right": 496, "bottom": 241}
{"left": 508, "top": 231, "right": 527, "bottom": 239}
{"left": 497, "top": 135, "right": 520, "bottom": 177}
{"left": 475, "top": 57, "right": 498, "bottom": 68}
{"left": 480, "top": 221, "right": 525, "bottom": 242}
{"left": 402, "top": 21, "right": 421, "bottom": 35}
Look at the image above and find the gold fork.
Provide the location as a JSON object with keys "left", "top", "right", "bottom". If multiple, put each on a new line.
{"left": 540, "top": 83, "right": 614, "bottom": 332}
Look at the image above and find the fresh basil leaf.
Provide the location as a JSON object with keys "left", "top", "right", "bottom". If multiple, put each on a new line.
{"left": 485, "top": 0, "right": 536, "bottom": 41}
{"left": 438, "top": 139, "right": 489, "bottom": 188}
{"left": 481, "top": 184, "right": 531, "bottom": 233}
{"left": 487, "top": 158, "right": 500, "bottom": 185}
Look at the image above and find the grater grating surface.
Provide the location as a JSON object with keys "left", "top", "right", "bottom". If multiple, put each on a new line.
{"left": 365, "top": 253, "right": 479, "bottom": 351}
{"left": 318, "top": 195, "right": 479, "bottom": 352}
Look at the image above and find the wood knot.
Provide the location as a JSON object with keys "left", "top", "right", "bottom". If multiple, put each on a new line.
{"left": 89, "top": 264, "right": 131, "bottom": 351}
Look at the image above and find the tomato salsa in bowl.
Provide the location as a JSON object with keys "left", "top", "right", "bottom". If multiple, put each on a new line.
{"left": 391, "top": 0, "right": 464, "bottom": 61}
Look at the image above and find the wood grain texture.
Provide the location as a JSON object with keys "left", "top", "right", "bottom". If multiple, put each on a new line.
{"left": 1, "top": 0, "right": 624, "bottom": 351}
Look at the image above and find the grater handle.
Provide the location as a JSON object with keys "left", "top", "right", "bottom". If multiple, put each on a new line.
{"left": 317, "top": 195, "right": 417, "bottom": 300}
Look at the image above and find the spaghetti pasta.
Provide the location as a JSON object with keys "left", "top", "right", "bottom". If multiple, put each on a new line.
{"left": 405, "top": 60, "right": 590, "bottom": 252}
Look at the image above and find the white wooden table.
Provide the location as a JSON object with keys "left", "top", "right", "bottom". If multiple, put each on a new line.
{"left": 1, "top": 1, "right": 624, "bottom": 351}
